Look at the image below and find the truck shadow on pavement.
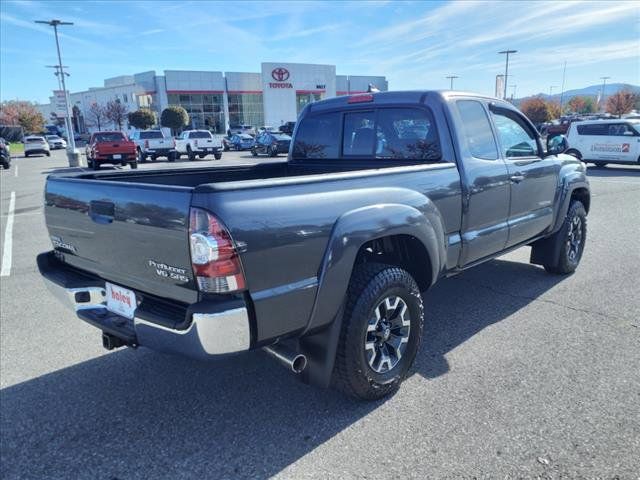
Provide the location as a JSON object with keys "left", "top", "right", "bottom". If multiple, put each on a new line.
{"left": 1, "top": 259, "right": 564, "bottom": 479}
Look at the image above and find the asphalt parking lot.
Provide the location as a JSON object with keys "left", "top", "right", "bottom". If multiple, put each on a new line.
{"left": 1, "top": 149, "right": 639, "bottom": 479}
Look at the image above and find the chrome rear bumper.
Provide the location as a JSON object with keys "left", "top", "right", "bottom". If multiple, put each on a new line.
{"left": 38, "top": 252, "right": 251, "bottom": 358}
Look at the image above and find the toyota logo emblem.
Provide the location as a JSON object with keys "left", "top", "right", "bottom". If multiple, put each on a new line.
{"left": 271, "top": 68, "right": 290, "bottom": 82}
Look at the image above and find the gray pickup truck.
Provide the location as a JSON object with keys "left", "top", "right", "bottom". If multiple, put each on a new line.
{"left": 38, "top": 91, "right": 590, "bottom": 400}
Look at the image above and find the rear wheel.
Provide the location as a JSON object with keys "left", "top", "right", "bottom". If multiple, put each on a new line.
{"left": 24, "top": 152, "right": 29, "bottom": 158}
{"left": 91, "top": 160, "right": 100, "bottom": 170}
{"left": 137, "top": 148, "right": 146, "bottom": 163}
{"left": 168, "top": 152, "right": 176, "bottom": 162}
{"left": 187, "top": 146, "right": 195, "bottom": 161}
{"left": 269, "top": 146, "right": 278, "bottom": 157}
{"left": 214, "top": 153, "right": 222, "bottom": 160}
{"left": 332, "top": 263, "right": 424, "bottom": 400}
{"left": 541, "top": 200, "right": 587, "bottom": 274}
{"left": 130, "top": 161, "right": 138, "bottom": 169}
{"left": 251, "top": 148, "right": 258, "bottom": 157}
{"left": 46, "top": 151, "right": 51, "bottom": 157}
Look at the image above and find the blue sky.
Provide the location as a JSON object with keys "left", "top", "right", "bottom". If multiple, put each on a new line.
{"left": 1, "top": 0, "right": 638, "bottom": 104}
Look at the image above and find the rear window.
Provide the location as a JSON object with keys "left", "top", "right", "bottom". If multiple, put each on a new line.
{"left": 94, "top": 133, "right": 126, "bottom": 142}
{"left": 26, "top": 137, "right": 45, "bottom": 143}
{"left": 139, "top": 131, "right": 164, "bottom": 139}
{"left": 292, "top": 111, "right": 341, "bottom": 159}
{"left": 375, "top": 108, "right": 440, "bottom": 160}
{"left": 189, "top": 131, "right": 212, "bottom": 139}
{"left": 293, "top": 108, "right": 441, "bottom": 161}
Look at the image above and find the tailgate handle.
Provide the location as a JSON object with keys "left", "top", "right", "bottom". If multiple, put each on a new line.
{"left": 89, "top": 201, "right": 115, "bottom": 224}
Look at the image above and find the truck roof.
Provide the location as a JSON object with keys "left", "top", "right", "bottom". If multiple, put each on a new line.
{"left": 307, "top": 90, "right": 508, "bottom": 114}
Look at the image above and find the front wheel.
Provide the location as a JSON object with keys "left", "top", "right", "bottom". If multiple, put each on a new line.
{"left": 542, "top": 200, "right": 587, "bottom": 274}
{"left": 187, "top": 147, "right": 195, "bottom": 161}
{"left": 46, "top": 152, "right": 51, "bottom": 157}
{"left": 130, "top": 161, "right": 138, "bottom": 169}
{"left": 332, "top": 263, "right": 424, "bottom": 400}
{"left": 137, "top": 149, "right": 146, "bottom": 163}
{"left": 214, "top": 153, "right": 222, "bottom": 160}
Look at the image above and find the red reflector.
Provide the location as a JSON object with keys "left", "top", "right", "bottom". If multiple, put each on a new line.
{"left": 348, "top": 94, "right": 374, "bottom": 104}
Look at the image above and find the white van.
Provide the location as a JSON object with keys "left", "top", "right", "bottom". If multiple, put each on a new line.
{"left": 565, "top": 119, "right": 640, "bottom": 167}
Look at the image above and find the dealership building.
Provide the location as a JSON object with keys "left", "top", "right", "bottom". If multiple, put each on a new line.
{"left": 37, "top": 62, "right": 388, "bottom": 134}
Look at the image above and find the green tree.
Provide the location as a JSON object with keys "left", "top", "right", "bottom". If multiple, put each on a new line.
{"left": 128, "top": 108, "right": 157, "bottom": 130}
{"left": 0, "top": 100, "right": 45, "bottom": 134}
{"left": 160, "top": 106, "right": 189, "bottom": 135}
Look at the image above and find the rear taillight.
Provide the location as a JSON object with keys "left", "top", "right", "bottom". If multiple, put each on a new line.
{"left": 144, "top": 140, "right": 149, "bottom": 148}
{"left": 189, "top": 207, "right": 246, "bottom": 293}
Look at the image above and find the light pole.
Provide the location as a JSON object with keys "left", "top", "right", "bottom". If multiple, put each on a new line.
{"left": 35, "top": 19, "right": 79, "bottom": 166}
{"left": 559, "top": 60, "right": 567, "bottom": 113}
{"left": 599, "top": 76, "right": 611, "bottom": 111}
{"left": 446, "top": 75, "right": 459, "bottom": 90}
{"left": 549, "top": 85, "right": 558, "bottom": 96}
{"left": 45, "top": 65, "right": 72, "bottom": 141}
{"left": 510, "top": 84, "right": 517, "bottom": 100}
{"left": 498, "top": 50, "right": 517, "bottom": 100}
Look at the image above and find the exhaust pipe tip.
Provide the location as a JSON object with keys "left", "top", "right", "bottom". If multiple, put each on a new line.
{"left": 291, "top": 354, "right": 307, "bottom": 374}
{"left": 263, "top": 344, "right": 308, "bottom": 374}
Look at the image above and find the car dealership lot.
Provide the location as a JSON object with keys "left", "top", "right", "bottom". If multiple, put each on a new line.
{"left": 1, "top": 149, "right": 639, "bottom": 478}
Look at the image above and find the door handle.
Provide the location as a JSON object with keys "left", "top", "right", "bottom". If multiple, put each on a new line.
{"left": 510, "top": 174, "right": 525, "bottom": 183}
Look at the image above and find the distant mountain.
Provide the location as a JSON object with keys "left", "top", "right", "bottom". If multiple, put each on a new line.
{"left": 516, "top": 83, "right": 640, "bottom": 104}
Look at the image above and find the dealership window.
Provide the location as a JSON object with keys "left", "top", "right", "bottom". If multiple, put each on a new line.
{"left": 168, "top": 93, "right": 225, "bottom": 133}
{"left": 296, "top": 93, "right": 323, "bottom": 115}
{"left": 228, "top": 93, "right": 264, "bottom": 128}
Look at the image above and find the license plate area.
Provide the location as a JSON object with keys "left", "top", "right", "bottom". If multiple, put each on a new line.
{"left": 106, "top": 282, "right": 136, "bottom": 319}
{"left": 113, "top": 154, "right": 122, "bottom": 160}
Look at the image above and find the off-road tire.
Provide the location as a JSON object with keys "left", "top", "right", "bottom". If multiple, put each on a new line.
{"left": 333, "top": 263, "right": 424, "bottom": 401}
{"left": 187, "top": 146, "right": 195, "bottom": 161}
{"left": 543, "top": 200, "right": 587, "bottom": 274}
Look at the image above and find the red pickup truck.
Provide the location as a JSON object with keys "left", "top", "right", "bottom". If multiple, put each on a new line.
{"left": 86, "top": 131, "right": 137, "bottom": 170}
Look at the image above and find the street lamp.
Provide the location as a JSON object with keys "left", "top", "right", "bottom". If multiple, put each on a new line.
{"left": 498, "top": 50, "right": 517, "bottom": 100}
{"left": 446, "top": 75, "right": 459, "bottom": 90}
{"left": 35, "top": 19, "right": 79, "bottom": 166}
{"left": 45, "top": 65, "right": 71, "bottom": 137}
{"left": 599, "top": 76, "right": 611, "bottom": 111}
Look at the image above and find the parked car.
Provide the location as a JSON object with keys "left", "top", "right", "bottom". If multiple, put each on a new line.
{"left": 257, "top": 126, "right": 280, "bottom": 135}
{"left": 45, "top": 135, "right": 67, "bottom": 150}
{"left": 175, "top": 130, "right": 222, "bottom": 160}
{"left": 223, "top": 133, "right": 255, "bottom": 151}
{"left": 565, "top": 119, "right": 640, "bottom": 167}
{"left": 85, "top": 131, "right": 137, "bottom": 170}
{"left": 228, "top": 125, "right": 255, "bottom": 136}
{"left": 38, "top": 90, "right": 590, "bottom": 400}
{"left": 280, "top": 121, "right": 296, "bottom": 135}
{"left": 0, "top": 138, "right": 11, "bottom": 169}
{"left": 24, "top": 135, "right": 50, "bottom": 157}
{"left": 251, "top": 132, "right": 291, "bottom": 157}
{"left": 130, "top": 129, "right": 176, "bottom": 162}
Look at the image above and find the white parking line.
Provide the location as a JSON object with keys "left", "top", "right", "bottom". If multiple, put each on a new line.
{"left": 14, "top": 165, "right": 18, "bottom": 177}
{"left": 1, "top": 191, "right": 16, "bottom": 277}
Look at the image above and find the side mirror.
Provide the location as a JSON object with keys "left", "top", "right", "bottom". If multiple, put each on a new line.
{"left": 546, "top": 135, "right": 567, "bottom": 155}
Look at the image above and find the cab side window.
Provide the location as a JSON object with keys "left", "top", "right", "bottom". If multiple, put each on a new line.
{"left": 608, "top": 123, "right": 635, "bottom": 136}
{"left": 456, "top": 100, "right": 498, "bottom": 160}
{"left": 491, "top": 110, "right": 539, "bottom": 158}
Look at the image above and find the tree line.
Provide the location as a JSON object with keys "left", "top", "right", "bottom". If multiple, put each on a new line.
{"left": 519, "top": 89, "right": 639, "bottom": 125}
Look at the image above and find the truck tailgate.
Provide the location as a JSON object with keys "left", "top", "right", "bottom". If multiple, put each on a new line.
{"left": 44, "top": 176, "right": 198, "bottom": 304}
